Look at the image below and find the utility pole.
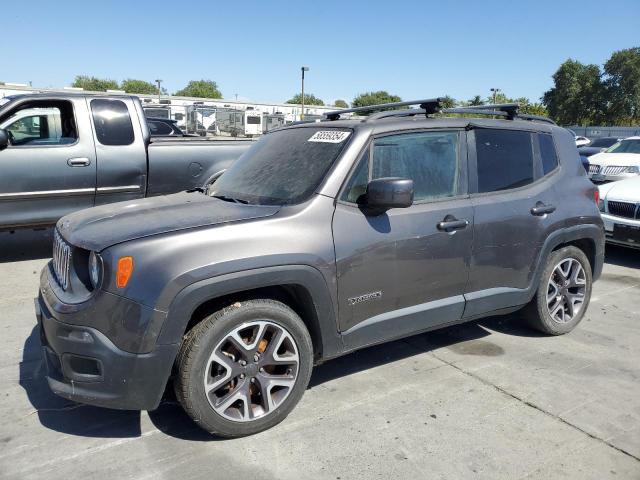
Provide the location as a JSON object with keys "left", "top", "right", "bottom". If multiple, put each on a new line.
{"left": 155, "top": 79, "right": 162, "bottom": 103}
{"left": 301, "top": 66, "right": 309, "bottom": 121}
{"left": 490, "top": 87, "right": 501, "bottom": 104}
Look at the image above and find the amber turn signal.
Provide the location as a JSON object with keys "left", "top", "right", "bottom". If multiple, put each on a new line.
{"left": 116, "top": 256, "right": 134, "bottom": 288}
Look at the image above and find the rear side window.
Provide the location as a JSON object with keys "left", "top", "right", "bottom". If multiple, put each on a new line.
{"left": 538, "top": 133, "right": 559, "bottom": 175}
{"left": 91, "top": 99, "right": 134, "bottom": 146}
{"left": 475, "top": 129, "right": 534, "bottom": 193}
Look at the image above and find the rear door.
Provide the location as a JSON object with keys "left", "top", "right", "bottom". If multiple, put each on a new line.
{"left": 333, "top": 130, "right": 473, "bottom": 349}
{"left": 90, "top": 97, "right": 148, "bottom": 206}
{"left": 0, "top": 97, "right": 96, "bottom": 229}
{"left": 464, "top": 128, "right": 561, "bottom": 317}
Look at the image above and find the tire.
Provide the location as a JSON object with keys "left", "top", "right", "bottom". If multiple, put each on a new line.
{"left": 174, "top": 299, "right": 313, "bottom": 437}
{"left": 524, "top": 246, "right": 592, "bottom": 335}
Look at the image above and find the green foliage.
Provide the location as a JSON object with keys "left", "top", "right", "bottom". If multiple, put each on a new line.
{"left": 603, "top": 47, "right": 640, "bottom": 124}
{"left": 121, "top": 79, "right": 158, "bottom": 95}
{"left": 467, "top": 95, "right": 484, "bottom": 106}
{"left": 352, "top": 91, "right": 402, "bottom": 108}
{"left": 286, "top": 93, "right": 325, "bottom": 106}
{"left": 72, "top": 75, "right": 119, "bottom": 92}
{"left": 542, "top": 60, "right": 604, "bottom": 126}
{"left": 174, "top": 80, "right": 222, "bottom": 99}
{"left": 333, "top": 99, "right": 349, "bottom": 108}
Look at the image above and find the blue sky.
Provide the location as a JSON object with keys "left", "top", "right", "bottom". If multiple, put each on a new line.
{"left": 4, "top": 0, "right": 639, "bottom": 105}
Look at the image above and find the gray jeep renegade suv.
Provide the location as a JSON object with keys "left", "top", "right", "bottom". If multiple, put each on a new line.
{"left": 36, "top": 99, "right": 604, "bottom": 437}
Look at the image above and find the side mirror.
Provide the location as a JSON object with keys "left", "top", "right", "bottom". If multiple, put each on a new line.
{"left": 363, "top": 177, "right": 414, "bottom": 214}
{"left": 0, "top": 129, "right": 9, "bottom": 150}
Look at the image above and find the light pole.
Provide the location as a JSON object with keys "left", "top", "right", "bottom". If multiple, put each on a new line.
{"left": 301, "top": 66, "right": 309, "bottom": 121}
{"left": 490, "top": 87, "right": 501, "bottom": 104}
{"left": 155, "top": 79, "right": 162, "bottom": 103}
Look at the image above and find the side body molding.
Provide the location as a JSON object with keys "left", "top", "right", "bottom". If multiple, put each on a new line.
{"left": 157, "top": 265, "right": 343, "bottom": 361}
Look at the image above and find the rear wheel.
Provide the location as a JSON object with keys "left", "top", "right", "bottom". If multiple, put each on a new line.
{"left": 174, "top": 299, "right": 313, "bottom": 437}
{"left": 524, "top": 246, "right": 592, "bottom": 335}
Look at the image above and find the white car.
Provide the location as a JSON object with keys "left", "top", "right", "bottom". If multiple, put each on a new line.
{"left": 588, "top": 136, "right": 640, "bottom": 183}
{"left": 575, "top": 135, "right": 591, "bottom": 147}
{"left": 598, "top": 176, "right": 640, "bottom": 249}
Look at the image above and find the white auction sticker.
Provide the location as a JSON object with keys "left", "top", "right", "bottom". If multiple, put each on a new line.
{"left": 308, "top": 130, "right": 351, "bottom": 143}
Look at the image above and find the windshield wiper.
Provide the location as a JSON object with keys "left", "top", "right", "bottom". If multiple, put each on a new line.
{"left": 211, "top": 194, "right": 249, "bottom": 204}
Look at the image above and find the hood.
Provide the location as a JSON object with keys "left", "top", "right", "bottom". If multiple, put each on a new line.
{"left": 57, "top": 191, "right": 280, "bottom": 251}
{"left": 577, "top": 146, "right": 605, "bottom": 157}
{"left": 599, "top": 176, "right": 640, "bottom": 203}
{"left": 588, "top": 152, "right": 640, "bottom": 166}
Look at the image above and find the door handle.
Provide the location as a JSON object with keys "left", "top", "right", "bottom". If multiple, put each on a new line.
{"left": 437, "top": 216, "right": 469, "bottom": 233}
{"left": 67, "top": 157, "right": 91, "bottom": 167}
{"left": 530, "top": 202, "right": 556, "bottom": 216}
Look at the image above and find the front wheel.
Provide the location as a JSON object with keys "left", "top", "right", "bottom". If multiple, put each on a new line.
{"left": 524, "top": 246, "right": 593, "bottom": 335}
{"left": 174, "top": 299, "right": 313, "bottom": 437}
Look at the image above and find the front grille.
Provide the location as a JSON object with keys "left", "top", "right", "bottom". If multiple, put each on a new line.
{"left": 589, "top": 164, "right": 601, "bottom": 175}
{"left": 603, "top": 165, "right": 627, "bottom": 176}
{"left": 52, "top": 229, "right": 72, "bottom": 290}
{"left": 608, "top": 201, "right": 639, "bottom": 219}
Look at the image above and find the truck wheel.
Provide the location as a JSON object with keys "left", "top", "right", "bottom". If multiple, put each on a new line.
{"left": 523, "top": 246, "right": 592, "bottom": 335}
{"left": 174, "top": 299, "right": 313, "bottom": 437}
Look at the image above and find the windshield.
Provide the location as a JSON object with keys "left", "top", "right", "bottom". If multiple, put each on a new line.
{"left": 210, "top": 127, "right": 352, "bottom": 205}
{"left": 589, "top": 137, "right": 619, "bottom": 148}
{"left": 606, "top": 139, "right": 640, "bottom": 154}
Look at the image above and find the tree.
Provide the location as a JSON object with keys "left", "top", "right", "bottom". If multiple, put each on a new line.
{"left": 603, "top": 47, "right": 640, "bottom": 124}
{"left": 174, "top": 80, "right": 222, "bottom": 98}
{"left": 542, "top": 60, "right": 604, "bottom": 126}
{"left": 121, "top": 79, "right": 158, "bottom": 95}
{"left": 334, "top": 99, "right": 349, "bottom": 108}
{"left": 352, "top": 91, "right": 402, "bottom": 109}
{"left": 72, "top": 75, "right": 119, "bottom": 91}
{"left": 467, "top": 95, "right": 484, "bottom": 106}
{"left": 286, "top": 93, "right": 324, "bottom": 106}
{"left": 440, "top": 95, "right": 457, "bottom": 109}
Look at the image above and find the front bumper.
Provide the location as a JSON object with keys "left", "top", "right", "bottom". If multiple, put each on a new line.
{"left": 36, "top": 266, "right": 179, "bottom": 410}
{"left": 601, "top": 213, "right": 640, "bottom": 249}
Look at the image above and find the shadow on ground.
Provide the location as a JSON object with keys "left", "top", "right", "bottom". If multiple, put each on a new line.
{"left": 0, "top": 228, "right": 53, "bottom": 263}
{"left": 604, "top": 243, "right": 640, "bottom": 269}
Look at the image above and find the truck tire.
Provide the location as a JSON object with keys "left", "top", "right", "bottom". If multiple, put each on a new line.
{"left": 523, "top": 246, "right": 592, "bottom": 335}
{"left": 174, "top": 299, "right": 313, "bottom": 437}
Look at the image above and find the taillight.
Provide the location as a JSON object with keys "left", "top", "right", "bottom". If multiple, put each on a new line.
{"left": 594, "top": 188, "right": 600, "bottom": 205}
{"left": 116, "top": 256, "right": 134, "bottom": 288}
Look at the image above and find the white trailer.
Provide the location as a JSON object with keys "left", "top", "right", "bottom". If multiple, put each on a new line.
{"left": 216, "top": 109, "right": 262, "bottom": 137}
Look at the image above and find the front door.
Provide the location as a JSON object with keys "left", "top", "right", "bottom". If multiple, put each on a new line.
{"left": 333, "top": 130, "right": 473, "bottom": 350}
{"left": 0, "top": 97, "right": 96, "bottom": 229}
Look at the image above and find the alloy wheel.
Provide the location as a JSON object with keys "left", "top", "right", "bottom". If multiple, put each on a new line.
{"left": 203, "top": 321, "right": 299, "bottom": 422}
{"left": 546, "top": 258, "right": 587, "bottom": 323}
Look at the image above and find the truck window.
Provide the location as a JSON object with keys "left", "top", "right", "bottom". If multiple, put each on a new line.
{"left": 247, "top": 116, "right": 261, "bottom": 125}
{"left": 91, "top": 99, "right": 134, "bottom": 146}
{"left": 0, "top": 101, "right": 77, "bottom": 146}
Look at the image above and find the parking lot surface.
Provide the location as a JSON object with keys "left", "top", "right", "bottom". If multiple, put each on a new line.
{"left": 1, "top": 229, "right": 639, "bottom": 480}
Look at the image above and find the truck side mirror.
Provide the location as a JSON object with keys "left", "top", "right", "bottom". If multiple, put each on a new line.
{"left": 362, "top": 177, "right": 414, "bottom": 215}
{"left": 0, "top": 129, "right": 9, "bottom": 150}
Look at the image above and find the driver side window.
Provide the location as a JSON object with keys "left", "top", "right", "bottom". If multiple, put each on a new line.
{"left": 1, "top": 101, "right": 78, "bottom": 147}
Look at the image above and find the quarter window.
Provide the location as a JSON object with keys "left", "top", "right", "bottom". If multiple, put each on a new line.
{"left": 538, "top": 133, "right": 558, "bottom": 175}
{"left": 91, "top": 99, "right": 134, "bottom": 146}
{"left": 475, "top": 129, "right": 534, "bottom": 193}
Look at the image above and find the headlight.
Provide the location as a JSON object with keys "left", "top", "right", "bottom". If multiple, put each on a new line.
{"left": 625, "top": 166, "right": 640, "bottom": 174}
{"left": 89, "top": 251, "right": 102, "bottom": 289}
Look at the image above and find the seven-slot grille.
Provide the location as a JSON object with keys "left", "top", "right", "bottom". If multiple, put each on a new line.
{"left": 588, "top": 164, "right": 601, "bottom": 175}
{"left": 52, "top": 229, "right": 72, "bottom": 290}
{"left": 607, "top": 201, "right": 639, "bottom": 219}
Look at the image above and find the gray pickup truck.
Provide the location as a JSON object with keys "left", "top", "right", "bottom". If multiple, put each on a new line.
{"left": 0, "top": 93, "right": 252, "bottom": 230}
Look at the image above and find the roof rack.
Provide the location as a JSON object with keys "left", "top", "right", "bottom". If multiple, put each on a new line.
{"left": 324, "top": 98, "right": 443, "bottom": 121}
{"left": 322, "top": 98, "right": 556, "bottom": 125}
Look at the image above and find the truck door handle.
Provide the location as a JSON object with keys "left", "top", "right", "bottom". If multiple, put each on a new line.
{"left": 437, "top": 216, "right": 469, "bottom": 233}
{"left": 530, "top": 202, "right": 556, "bottom": 216}
{"left": 67, "top": 157, "right": 91, "bottom": 167}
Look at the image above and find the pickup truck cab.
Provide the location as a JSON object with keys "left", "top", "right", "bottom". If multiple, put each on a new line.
{"left": 0, "top": 93, "right": 251, "bottom": 230}
{"left": 36, "top": 99, "right": 604, "bottom": 438}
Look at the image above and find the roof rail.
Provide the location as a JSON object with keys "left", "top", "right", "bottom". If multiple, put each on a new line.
{"left": 448, "top": 103, "right": 519, "bottom": 119}
{"left": 324, "top": 98, "right": 443, "bottom": 121}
